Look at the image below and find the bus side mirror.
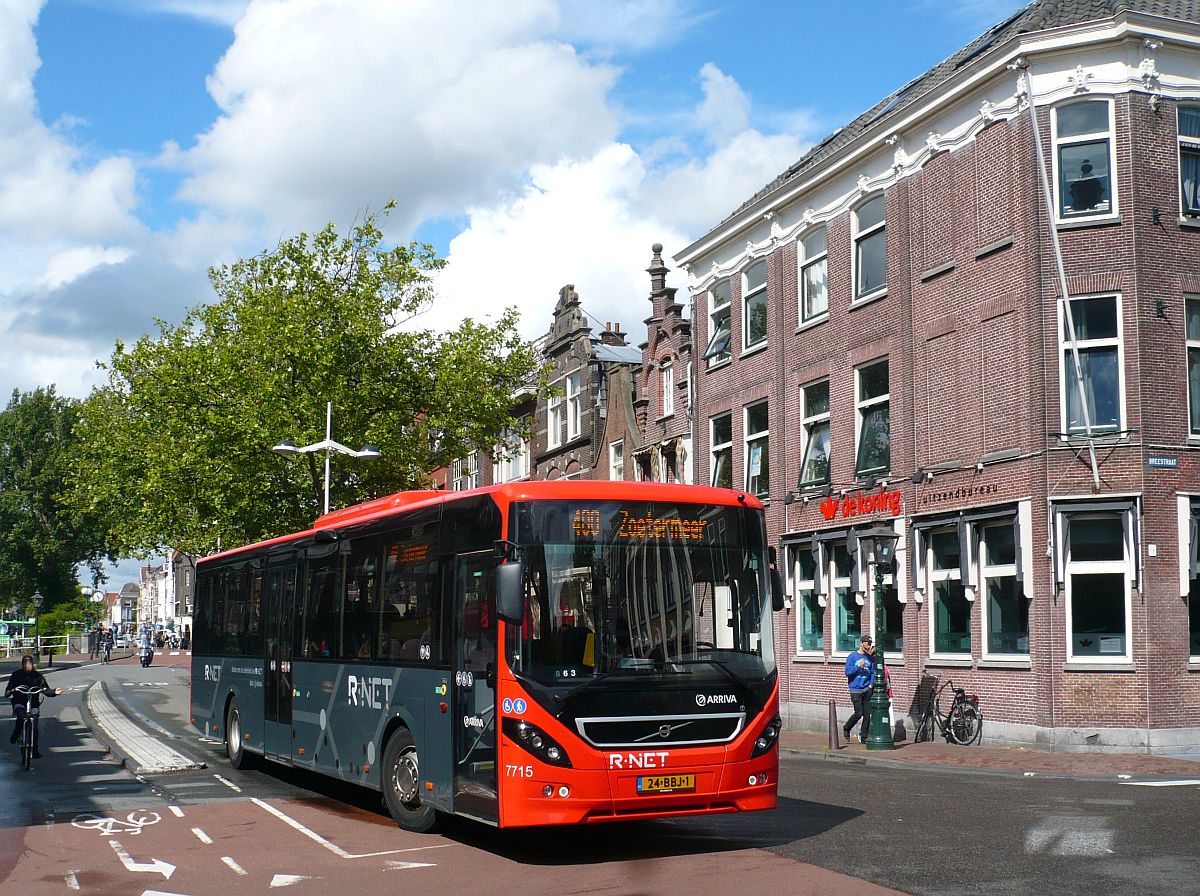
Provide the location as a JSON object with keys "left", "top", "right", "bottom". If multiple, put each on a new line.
{"left": 496, "top": 561, "right": 525, "bottom": 626}
{"left": 768, "top": 546, "right": 784, "bottom": 613}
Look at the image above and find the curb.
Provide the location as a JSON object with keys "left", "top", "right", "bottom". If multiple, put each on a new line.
{"left": 81, "top": 681, "right": 205, "bottom": 775}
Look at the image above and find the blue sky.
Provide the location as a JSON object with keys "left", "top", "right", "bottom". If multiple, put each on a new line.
{"left": 0, "top": 0, "right": 1025, "bottom": 583}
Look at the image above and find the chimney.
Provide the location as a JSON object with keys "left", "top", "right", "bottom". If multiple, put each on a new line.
{"left": 600, "top": 321, "right": 627, "bottom": 346}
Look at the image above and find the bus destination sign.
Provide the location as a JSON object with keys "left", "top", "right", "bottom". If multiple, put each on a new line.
{"left": 572, "top": 508, "right": 709, "bottom": 542}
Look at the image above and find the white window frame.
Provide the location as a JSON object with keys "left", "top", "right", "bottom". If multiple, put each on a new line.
{"left": 799, "top": 378, "right": 831, "bottom": 488}
{"left": 799, "top": 226, "right": 829, "bottom": 324}
{"left": 565, "top": 370, "right": 583, "bottom": 440}
{"left": 547, "top": 381, "right": 565, "bottom": 450}
{"left": 1188, "top": 295, "right": 1200, "bottom": 438}
{"left": 450, "top": 452, "right": 479, "bottom": 491}
{"left": 855, "top": 358, "right": 890, "bottom": 475}
{"left": 928, "top": 527, "right": 971, "bottom": 659}
{"left": 710, "top": 412, "right": 733, "bottom": 489}
{"left": 978, "top": 519, "right": 1027, "bottom": 658}
{"left": 609, "top": 440, "right": 624, "bottom": 480}
{"left": 790, "top": 544, "right": 824, "bottom": 656}
{"left": 831, "top": 545, "right": 859, "bottom": 655}
{"left": 661, "top": 360, "right": 674, "bottom": 418}
{"left": 852, "top": 195, "right": 887, "bottom": 302}
{"left": 1057, "top": 294, "right": 1125, "bottom": 435}
{"left": 744, "top": 400, "right": 769, "bottom": 498}
{"left": 862, "top": 520, "right": 905, "bottom": 658}
{"left": 706, "top": 280, "right": 732, "bottom": 368}
{"left": 742, "top": 260, "right": 768, "bottom": 351}
{"left": 1062, "top": 510, "right": 1134, "bottom": 665}
{"left": 495, "top": 425, "right": 529, "bottom": 483}
{"left": 1052, "top": 98, "right": 1117, "bottom": 222}
{"left": 1179, "top": 104, "right": 1200, "bottom": 218}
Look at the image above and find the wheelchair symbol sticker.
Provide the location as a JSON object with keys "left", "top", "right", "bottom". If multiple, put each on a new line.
{"left": 502, "top": 698, "right": 514, "bottom": 714}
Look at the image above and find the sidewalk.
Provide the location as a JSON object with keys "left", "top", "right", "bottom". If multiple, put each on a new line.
{"left": 0, "top": 650, "right": 135, "bottom": 677}
{"left": 780, "top": 729, "right": 1200, "bottom": 779}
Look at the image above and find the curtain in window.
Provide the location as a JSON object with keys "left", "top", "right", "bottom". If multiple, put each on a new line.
{"left": 1182, "top": 147, "right": 1200, "bottom": 215}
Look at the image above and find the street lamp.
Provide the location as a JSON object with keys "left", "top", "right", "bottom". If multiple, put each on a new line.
{"left": 31, "top": 591, "right": 43, "bottom": 667}
{"left": 272, "top": 401, "right": 380, "bottom": 515}
{"left": 857, "top": 526, "right": 898, "bottom": 751}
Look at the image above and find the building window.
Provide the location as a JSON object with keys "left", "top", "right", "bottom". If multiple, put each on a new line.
{"left": 1189, "top": 297, "right": 1200, "bottom": 437}
{"left": 547, "top": 385, "right": 564, "bottom": 449}
{"left": 450, "top": 452, "right": 479, "bottom": 491}
{"left": 855, "top": 359, "right": 889, "bottom": 475}
{"left": 1188, "top": 501, "right": 1200, "bottom": 659}
{"left": 1064, "top": 513, "right": 1131, "bottom": 661}
{"left": 565, "top": 370, "right": 583, "bottom": 440}
{"left": 832, "top": 546, "right": 860, "bottom": 652}
{"left": 981, "top": 521, "right": 1027, "bottom": 655}
{"left": 661, "top": 361, "right": 674, "bottom": 417}
{"left": 1061, "top": 295, "right": 1122, "bottom": 433}
{"left": 704, "top": 280, "right": 732, "bottom": 367}
{"left": 710, "top": 413, "right": 732, "bottom": 489}
{"left": 929, "top": 529, "right": 970, "bottom": 655}
{"left": 800, "top": 227, "right": 828, "bottom": 322}
{"left": 744, "top": 400, "right": 769, "bottom": 498}
{"left": 1180, "top": 106, "right": 1200, "bottom": 217}
{"left": 853, "top": 195, "right": 886, "bottom": 299}
{"left": 609, "top": 440, "right": 624, "bottom": 480}
{"left": 799, "top": 379, "right": 830, "bottom": 487}
{"left": 1054, "top": 99, "right": 1114, "bottom": 219}
{"left": 496, "top": 425, "right": 529, "bottom": 483}
{"left": 793, "top": 548, "right": 823, "bottom": 652}
{"left": 743, "top": 260, "right": 768, "bottom": 349}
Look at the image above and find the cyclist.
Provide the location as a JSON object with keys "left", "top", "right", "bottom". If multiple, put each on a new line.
{"left": 5, "top": 655, "right": 62, "bottom": 758}
{"left": 101, "top": 628, "right": 114, "bottom": 664}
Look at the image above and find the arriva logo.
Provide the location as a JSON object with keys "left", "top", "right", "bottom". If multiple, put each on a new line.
{"left": 695, "top": 694, "right": 738, "bottom": 707}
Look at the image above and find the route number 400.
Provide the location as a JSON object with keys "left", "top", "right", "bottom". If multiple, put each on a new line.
{"left": 505, "top": 764, "right": 534, "bottom": 778}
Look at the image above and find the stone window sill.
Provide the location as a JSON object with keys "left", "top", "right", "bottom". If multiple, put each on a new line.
{"left": 849, "top": 289, "right": 888, "bottom": 311}
{"left": 792, "top": 653, "right": 827, "bottom": 664}
{"left": 925, "top": 656, "right": 973, "bottom": 668}
{"left": 1062, "top": 662, "right": 1135, "bottom": 672}
{"left": 1056, "top": 215, "right": 1122, "bottom": 232}
{"left": 978, "top": 657, "right": 1032, "bottom": 670}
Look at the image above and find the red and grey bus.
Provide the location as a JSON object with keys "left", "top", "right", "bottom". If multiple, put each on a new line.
{"left": 191, "top": 480, "right": 783, "bottom": 830}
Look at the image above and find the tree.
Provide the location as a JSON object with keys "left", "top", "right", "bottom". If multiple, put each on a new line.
{"left": 72, "top": 207, "right": 541, "bottom": 557}
{"left": 0, "top": 387, "right": 107, "bottom": 610}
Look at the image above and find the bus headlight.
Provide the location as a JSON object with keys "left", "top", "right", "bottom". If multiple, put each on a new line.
{"left": 750, "top": 716, "right": 782, "bottom": 758}
{"left": 502, "top": 717, "right": 573, "bottom": 768}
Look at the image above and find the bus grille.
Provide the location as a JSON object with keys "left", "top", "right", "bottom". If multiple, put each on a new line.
{"left": 574, "top": 713, "right": 745, "bottom": 748}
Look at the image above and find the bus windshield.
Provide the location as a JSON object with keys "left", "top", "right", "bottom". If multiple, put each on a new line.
{"left": 506, "top": 500, "right": 775, "bottom": 688}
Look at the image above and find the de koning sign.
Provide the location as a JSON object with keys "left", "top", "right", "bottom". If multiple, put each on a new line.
{"left": 819, "top": 489, "right": 903, "bottom": 521}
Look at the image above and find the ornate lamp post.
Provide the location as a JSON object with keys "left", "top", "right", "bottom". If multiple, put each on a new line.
{"left": 31, "top": 591, "right": 44, "bottom": 666}
{"left": 272, "top": 402, "right": 381, "bottom": 515}
{"left": 857, "top": 527, "right": 898, "bottom": 751}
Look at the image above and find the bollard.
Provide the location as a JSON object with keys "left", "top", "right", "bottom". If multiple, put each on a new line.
{"left": 828, "top": 699, "right": 841, "bottom": 750}
{"left": 47, "top": 647, "right": 53, "bottom": 668}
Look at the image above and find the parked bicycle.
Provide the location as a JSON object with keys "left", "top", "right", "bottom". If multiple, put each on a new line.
{"left": 914, "top": 674, "right": 983, "bottom": 745}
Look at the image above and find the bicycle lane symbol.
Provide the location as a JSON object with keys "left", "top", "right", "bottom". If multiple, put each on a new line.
{"left": 71, "top": 810, "right": 162, "bottom": 837}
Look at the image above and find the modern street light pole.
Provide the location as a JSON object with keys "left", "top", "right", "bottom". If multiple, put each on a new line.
{"left": 272, "top": 401, "right": 381, "bottom": 515}
{"left": 857, "top": 526, "right": 899, "bottom": 751}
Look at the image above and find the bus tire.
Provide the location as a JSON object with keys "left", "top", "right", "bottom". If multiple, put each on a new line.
{"left": 382, "top": 729, "right": 440, "bottom": 833}
{"left": 225, "top": 697, "right": 254, "bottom": 770}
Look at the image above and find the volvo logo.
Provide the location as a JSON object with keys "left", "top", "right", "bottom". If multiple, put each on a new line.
{"left": 658, "top": 725, "right": 672, "bottom": 739}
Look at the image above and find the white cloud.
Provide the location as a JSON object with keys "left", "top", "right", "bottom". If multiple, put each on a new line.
{"left": 36, "top": 246, "right": 133, "bottom": 290}
{"left": 554, "top": 0, "right": 705, "bottom": 52}
{"left": 695, "top": 62, "right": 751, "bottom": 139}
{"left": 178, "top": 0, "right": 619, "bottom": 237}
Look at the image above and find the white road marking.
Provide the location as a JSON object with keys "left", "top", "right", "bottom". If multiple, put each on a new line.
{"left": 191, "top": 827, "right": 213, "bottom": 844}
{"left": 168, "top": 806, "right": 184, "bottom": 818}
{"left": 141, "top": 890, "right": 190, "bottom": 896}
{"left": 1120, "top": 779, "right": 1200, "bottom": 787}
{"left": 250, "top": 798, "right": 455, "bottom": 860}
{"left": 271, "top": 874, "right": 318, "bottom": 888}
{"left": 65, "top": 870, "right": 80, "bottom": 890}
{"left": 221, "top": 856, "right": 248, "bottom": 876}
{"left": 109, "top": 839, "right": 176, "bottom": 879}
{"left": 384, "top": 860, "right": 436, "bottom": 871}
{"left": 213, "top": 774, "right": 243, "bottom": 793}
{"left": 1024, "top": 817, "right": 1114, "bottom": 857}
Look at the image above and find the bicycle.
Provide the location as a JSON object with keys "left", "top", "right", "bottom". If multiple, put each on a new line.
{"left": 10, "top": 685, "right": 42, "bottom": 770}
{"left": 914, "top": 675, "right": 983, "bottom": 745}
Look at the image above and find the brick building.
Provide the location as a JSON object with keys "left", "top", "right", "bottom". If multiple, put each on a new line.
{"left": 675, "top": 0, "right": 1200, "bottom": 752}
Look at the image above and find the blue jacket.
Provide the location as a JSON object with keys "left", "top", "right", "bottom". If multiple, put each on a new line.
{"left": 845, "top": 650, "right": 875, "bottom": 692}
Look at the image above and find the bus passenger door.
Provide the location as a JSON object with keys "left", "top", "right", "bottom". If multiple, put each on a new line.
{"left": 264, "top": 563, "right": 297, "bottom": 762}
{"left": 452, "top": 550, "right": 499, "bottom": 823}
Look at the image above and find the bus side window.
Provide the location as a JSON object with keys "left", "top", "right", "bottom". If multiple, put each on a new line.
{"left": 378, "top": 510, "right": 441, "bottom": 663}
{"left": 303, "top": 554, "right": 340, "bottom": 658}
{"left": 340, "top": 537, "right": 381, "bottom": 662}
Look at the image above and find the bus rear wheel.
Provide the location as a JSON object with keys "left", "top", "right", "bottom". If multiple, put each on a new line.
{"left": 382, "top": 729, "right": 440, "bottom": 833}
{"left": 225, "top": 698, "right": 254, "bottom": 770}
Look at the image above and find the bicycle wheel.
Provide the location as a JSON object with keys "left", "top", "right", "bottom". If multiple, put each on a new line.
{"left": 948, "top": 701, "right": 983, "bottom": 745}
{"left": 21, "top": 721, "right": 32, "bottom": 770}
{"left": 914, "top": 706, "right": 934, "bottom": 743}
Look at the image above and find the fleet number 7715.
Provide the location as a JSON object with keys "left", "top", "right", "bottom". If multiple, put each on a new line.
{"left": 505, "top": 765, "right": 534, "bottom": 778}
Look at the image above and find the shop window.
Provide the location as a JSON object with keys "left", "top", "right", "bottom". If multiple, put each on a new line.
{"left": 1065, "top": 514, "right": 1130, "bottom": 661}
{"left": 1061, "top": 295, "right": 1122, "bottom": 433}
{"left": 833, "top": 545, "right": 861, "bottom": 652}
{"left": 704, "top": 280, "right": 732, "bottom": 367}
{"left": 799, "top": 379, "right": 831, "bottom": 487}
{"left": 710, "top": 413, "right": 732, "bottom": 489}
{"left": 930, "top": 529, "right": 970, "bottom": 655}
{"left": 1054, "top": 99, "right": 1114, "bottom": 219}
{"left": 792, "top": 548, "right": 824, "bottom": 653}
{"left": 981, "top": 521, "right": 1027, "bottom": 655}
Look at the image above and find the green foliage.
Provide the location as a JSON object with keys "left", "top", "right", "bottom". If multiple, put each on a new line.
{"left": 72, "top": 207, "right": 541, "bottom": 557}
{"left": 0, "top": 388, "right": 107, "bottom": 610}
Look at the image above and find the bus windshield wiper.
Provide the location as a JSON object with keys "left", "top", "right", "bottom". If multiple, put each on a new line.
{"left": 670, "top": 658, "right": 755, "bottom": 696}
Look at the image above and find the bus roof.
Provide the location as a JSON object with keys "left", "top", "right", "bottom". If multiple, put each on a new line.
{"left": 197, "top": 480, "right": 763, "bottom": 567}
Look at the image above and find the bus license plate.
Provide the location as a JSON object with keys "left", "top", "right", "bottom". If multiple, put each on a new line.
{"left": 637, "top": 773, "right": 696, "bottom": 794}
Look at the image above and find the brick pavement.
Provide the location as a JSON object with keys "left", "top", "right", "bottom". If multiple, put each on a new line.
{"left": 779, "top": 729, "right": 1200, "bottom": 778}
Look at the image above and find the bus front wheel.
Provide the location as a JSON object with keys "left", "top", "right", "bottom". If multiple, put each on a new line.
{"left": 225, "top": 698, "right": 254, "bottom": 770}
{"left": 382, "top": 729, "right": 440, "bottom": 832}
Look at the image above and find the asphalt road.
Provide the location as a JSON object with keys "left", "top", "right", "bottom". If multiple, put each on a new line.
{"left": 1, "top": 659, "right": 1197, "bottom": 896}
